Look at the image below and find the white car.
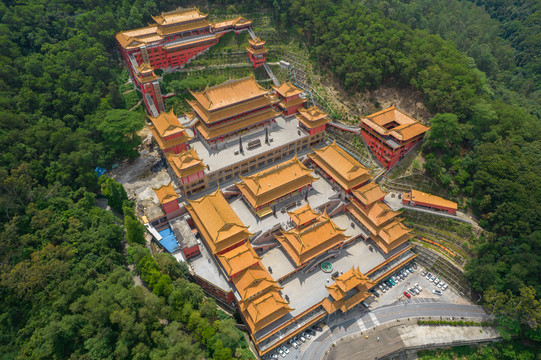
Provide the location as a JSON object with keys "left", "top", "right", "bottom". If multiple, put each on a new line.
{"left": 437, "top": 282, "right": 444, "bottom": 288}
{"left": 280, "top": 344, "right": 289, "bottom": 354}
{"left": 288, "top": 339, "right": 298, "bottom": 349}
{"left": 433, "top": 289, "right": 442, "bottom": 296}
{"left": 277, "top": 348, "right": 285, "bottom": 358}
{"left": 430, "top": 275, "right": 437, "bottom": 282}
{"left": 270, "top": 353, "right": 278, "bottom": 359}
{"left": 302, "top": 331, "right": 311, "bottom": 340}
{"left": 434, "top": 279, "right": 440, "bottom": 286}
{"left": 299, "top": 334, "right": 306, "bottom": 342}
{"left": 441, "top": 284, "right": 448, "bottom": 291}
{"left": 415, "top": 283, "right": 422, "bottom": 292}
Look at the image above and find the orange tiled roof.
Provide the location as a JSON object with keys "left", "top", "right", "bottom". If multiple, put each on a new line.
{"left": 273, "top": 81, "right": 304, "bottom": 98}
{"left": 288, "top": 203, "right": 319, "bottom": 227}
{"left": 166, "top": 149, "right": 206, "bottom": 179}
{"left": 152, "top": 7, "right": 208, "bottom": 25}
{"left": 278, "top": 96, "right": 307, "bottom": 110}
{"left": 237, "top": 157, "right": 318, "bottom": 209}
{"left": 403, "top": 190, "right": 457, "bottom": 210}
{"left": 248, "top": 37, "right": 266, "bottom": 47}
{"left": 116, "top": 8, "right": 211, "bottom": 50}
{"left": 190, "top": 77, "right": 270, "bottom": 112}
{"left": 188, "top": 94, "right": 275, "bottom": 125}
{"left": 347, "top": 200, "right": 400, "bottom": 236}
{"left": 195, "top": 107, "right": 280, "bottom": 140}
{"left": 240, "top": 289, "right": 293, "bottom": 333}
{"left": 276, "top": 213, "right": 348, "bottom": 267}
{"left": 246, "top": 46, "right": 268, "bottom": 55}
{"left": 352, "top": 182, "right": 388, "bottom": 206}
{"left": 153, "top": 183, "right": 178, "bottom": 204}
{"left": 136, "top": 62, "right": 154, "bottom": 74}
{"left": 296, "top": 106, "right": 330, "bottom": 129}
{"left": 213, "top": 16, "right": 252, "bottom": 29}
{"left": 218, "top": 242, "right": 261, "bottom": 277}
{"left": 361, "top": 105, "right": 429, "bottom": 142}
{"left": 149, "top": 110, "right": 189, "bottom": 137}
{"left": 308, "top": 141, "right": 371, "bottom": 191}
{"left": 233, "top": 263, "right": 281, "bottom": 300}
{"left": 186, "top": 189, "right": 252, "bottom": 254}
{"left": 326, "top": 266, "right": 374, "bottom": 301}
{"left": 374, "top": 221, "right": 414, "bottom": 253}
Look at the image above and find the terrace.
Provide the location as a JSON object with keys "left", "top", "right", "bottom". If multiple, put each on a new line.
{"left": 190, "top": 114, "right": 309, "bottom": 174}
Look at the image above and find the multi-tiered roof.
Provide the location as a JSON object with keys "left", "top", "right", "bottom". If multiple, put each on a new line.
{"left": 308, "top": 141, "right": 371, "bottom": 191}
{"left": 186, "top": 189, "right": 252, "bottom": 254}
{"left": 166, "top": 149, "right": 206, "bottom": 179}
{"left": 116, "top": 8, "right": 211, "bottom": 50}
{"left": 148, "top": 110, "right": 192, "bottom": 151}
{"left": 296, "top": 106, "right": 330, "bottom": 129}
{"left": 237, "top": 156, "right": 318, "bottom": 211}
{"left": 361, "top": 105, "right": 429, "bottom": 143}
{"left": 187, "top": 77, "right": 280, "bottom": 141}
{"left": 326, "top": 267, "right": 375, "bottom": 312}
{"left": 276, "top": 213, "right": 348, "bottom": 267}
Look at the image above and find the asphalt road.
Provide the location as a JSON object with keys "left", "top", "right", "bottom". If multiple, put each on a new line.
{"left": 296, "top": 301, "right": 487, "bottom": 360}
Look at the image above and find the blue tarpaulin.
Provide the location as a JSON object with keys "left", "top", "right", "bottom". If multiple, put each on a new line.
{"left": 158, "top": 228, "right": 180, "bottom": 253}
{"left": 95, "top": 167, "right": 107, "bottom": 177}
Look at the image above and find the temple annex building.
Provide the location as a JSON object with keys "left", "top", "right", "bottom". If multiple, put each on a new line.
{"left": 116, "top": 7, "right": 252, "bottom": 115}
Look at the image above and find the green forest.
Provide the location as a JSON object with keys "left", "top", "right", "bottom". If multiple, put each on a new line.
{"left": 0, "top": 0, "right": 540, "bottom": 358}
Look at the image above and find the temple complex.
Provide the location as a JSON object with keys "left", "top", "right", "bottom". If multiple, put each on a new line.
{"left": 325, "top": 267, "right": 375, "bottom": 312}
{"left": 273, "top": 82, "right": 307, "bottom": 116}
{"left": 360, "top": 105, "right": 430, "bottom": 169}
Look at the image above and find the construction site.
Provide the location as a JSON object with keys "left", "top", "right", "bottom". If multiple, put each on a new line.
{"left": 112, "top": 7, "right": 482, "bottom": 358}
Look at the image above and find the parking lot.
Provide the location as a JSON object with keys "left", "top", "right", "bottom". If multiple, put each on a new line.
{"left": 369, "top": 264, "right": 471, "bottom": 308}
{"left": 264, "top": 264, "right": 472, "bottom": 359}
{"left": 264, "top": 325, "right": 325, "bottom": 360}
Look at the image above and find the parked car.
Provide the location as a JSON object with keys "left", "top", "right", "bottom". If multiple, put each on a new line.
{"left": 409, "top": 288, "right": 417, "bottom": 296}
{"left": 299, "top": 334, "right": 306, "bottom": 343}
{"left": 403, "top": 291, "right": 411, "bottom": 299}
{"left": 302, "top": 331, "right": 311, "bottom": 340}
{"left": 306, "top": 329, "right": 316, "bottom": 336}
{"left": 415, "top": 283, "right": 423, "bottom": 292}
{"left": 388, "top": 278, "right": 395, "bottom": 286}
{"left": 421, "top": 270, "right": 427, "bottom": 276}
{"left": 270, "top": 353, "right": 278, "bottom": 359}
{"left": 433, "top": 289, "right": 442, "bottom": 296}
{"left": 413, "top": 263, "right": 418, "bottom": 270}
{"left": 437, "top": 282, "right": 443, "bottom": 288}
{"left": 378, "top": 284, "right": 386, "bottom": 293}
{"left": 280, "top": 344, "right": 289, "bottom": 354}
{"left": 293, "top": 336, "right": 301, "bottom": 345}
{"left": 277, "top": 348, "right": 285, "bottom": 358}
{"left": 433, "top": 279, "right": 440, "bottom": 286}
{"left": 441, "top": 284, "right": 448, "bottom": 291}
{"left": 288, "top": 339, "right": 298, "bottom": 349}
{"left": 430, "top": 275, "right": 437, "bottom": 282}
{"left": 372, "top": 290, "right": 380, "bottom": 297}
{"left": 383, "top": 282, "right": 390, "bottom": 290}
{"left": 312, "top": 325, "right": 323, "bottom": 332}
{"left": 407, "top": 267, "right": 414, "bottom": 273}
{"left": 426, "top": 272, "right": 432, "bottom": 280}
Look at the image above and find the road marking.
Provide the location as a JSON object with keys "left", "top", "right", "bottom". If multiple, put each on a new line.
{"left": 357, "top": 317, "right": 366, "bottom": 331}
{"left": 369, "top": 312, "right": 380, "bottom": 326}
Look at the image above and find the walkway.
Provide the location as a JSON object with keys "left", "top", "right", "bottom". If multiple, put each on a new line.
{"left": 328, "top": 121, "right": 361, "bottom": 134}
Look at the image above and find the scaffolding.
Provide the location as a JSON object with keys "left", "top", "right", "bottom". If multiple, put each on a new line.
{"left": 412, "top": 244, "right": 474, "bottom": 301}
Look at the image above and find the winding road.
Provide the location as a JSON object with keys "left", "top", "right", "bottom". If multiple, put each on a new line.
{"left": 300, "top": 300, "right": 487, "bottom": 360}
